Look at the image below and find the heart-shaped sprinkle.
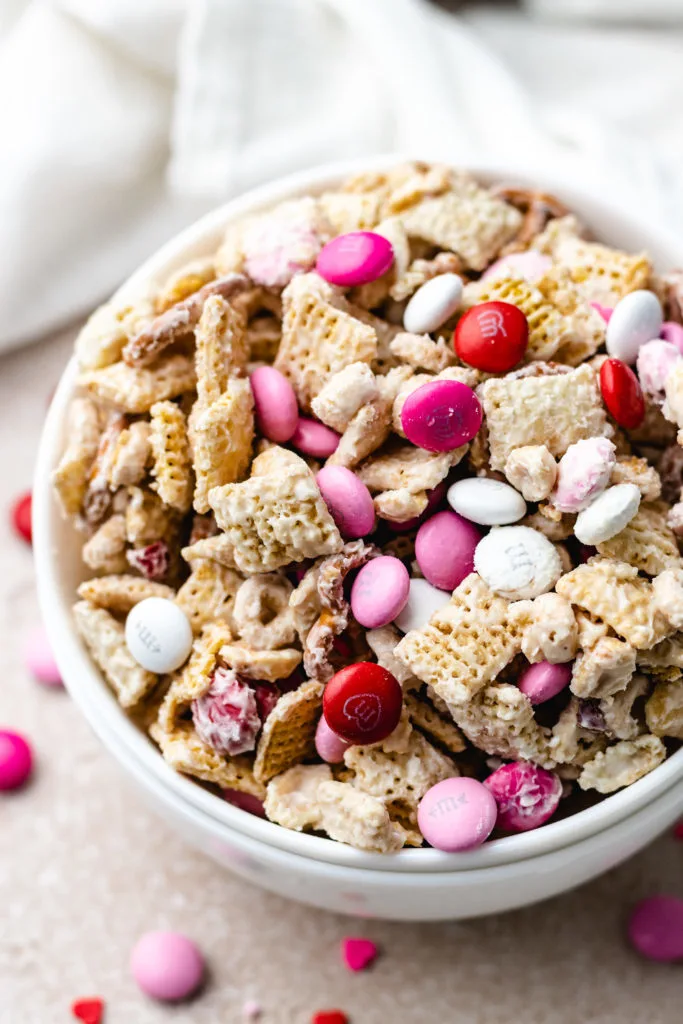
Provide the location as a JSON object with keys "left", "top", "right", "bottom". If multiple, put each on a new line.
{"left": 674, "top": 820, "right": 683, "bottom": 840}
{"left": 312, "top": 1012, "right": 348, "bottom": 1024}
{"left": 341, "top": 936, "right": 378, "bottom": 972}
{"left": 71, "top": 997, "right": 104, "bottom": 1024}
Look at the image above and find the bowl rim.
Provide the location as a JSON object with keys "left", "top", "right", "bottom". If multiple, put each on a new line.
{"left": 34, "top": 153, "right": 683, "bottom": 874}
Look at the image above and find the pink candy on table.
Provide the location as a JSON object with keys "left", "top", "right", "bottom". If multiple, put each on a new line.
{"left": 250, "top": 366, "right": 299, "bottom": 443}
{"left": 316, "top": 231, "right": 394, "bottom": 288}
{"left": 661, "top": 321, "right": 683, "bottom": 355}
{"left": 636, "top": 339, "right": 681, "bottom": 403}
{"left": 415, "top": 509, "right": 482, "bottom": 592}
{"left": 591, "top": 302, "right": 614, "bottom": 324}
{"left": 290, "top": 417, "right": 340, "bottom": 458}
{"left": 315, "top": 715, "right": 351, "bottom": 764}
{"left": 0, "top": 729, "right": 33, "bottom": 790}
{"left": 627, "top": 896, "right": 683, "bottom": 962}
{"left": 482, "top": 250, "right": 552, "bottom": 284}
{"left": 551, "top": 437, "right": 616, "bottom": 513}
{"left": 130, "top": 930, "right": 205, "bottom": 1001}
{"left": 350, "top": 556, "right": 410, "bottom": 629}
{"left": 316, "top": 465, "right": 375, "bottom": 539}
{"left": 401, "top": 379, "right": 483, "bottom": 453}
{"left": 223, "top": 788, "right": 266, "bottom": 818}
{"left": 417, "top": 777, "right": 498, "bottom": 852}
{"left": 484, "top": 762, "right": 562, "bottom": 832}
{"left": 517, "top": 661, "right": 572, "bottom": 704}
{"left": 341, "top": 937, "right": 378, "bottom": 972}
{"left": 23, "top": 625, "right": 62, "bottom": 687}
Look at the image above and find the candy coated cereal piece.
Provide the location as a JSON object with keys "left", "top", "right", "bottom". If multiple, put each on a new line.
{"left": 454, "top": 301, "right": 529, "bottom": 373}
{"left": 315, "top": 716, "right": 351, "bottom": 763}
{"left": 474, "top": 525, "right": 562, "bottom": 600}
{"left": 125, "top": 597, "right": 193, "bottom": 674}
{"left": 484, "top": 762, "right": 562, "bottom": 832}
{"left": 417, "top": 777, "right": 497, "bottom": 852}
{"left": 394, "top": 577, "right": 451, "bottom": 633}
{"left": 350, "top": 556, "right": 410, "bottom": 628}
{"left": 605, "top": 289, "right": 663, "bottom": 364}
{"left": 0, "top": 730, "right": 33, "bottom": 790}
{"left": 447, "top": 477, "right": 526, "bottom": 526}
{"left": 341, "top": 937, "right": 378, "bottom": 972}
{"left": 316, "top": 465, "right": 375, "bottom": 539}
{"left": 23, "top": 626, "right": 62, "bottom": 687}
{"left": 11, "top": 491, "right": 32, "bottom": 544}
{"left": 600, "top": 357, "right": 646, "bottom": 429}
{"left": 591, "top": 302, "right": 613, "bottom": 323}
{"left": 316, "top": 231, "right": 394, "bottom": 287}
{"left": 635, "top": 341, "right": 680, "bottom": 405}
{"left": 71, "top": 998, "right": 105, "bottom": 1024}
{"left": 130, "top": 930, "right": 205, "bottom": 1001}
{"left": 250, "top": 366, "right": 299, "bottom": 443}
{"left": 482, "top": 251, "right": 552, "bottom": 284}
{"left": 193, "top": 669, "right": 262, "bottom": 757}
{"left": 415, "top": 510, "right": 482, "bottom": 591}
{"left": 290, "top": 417, "right": 340, "bottom": 458}
{"left": 573, "top": 483, "right": 641, "bottom": 546}
{"left": 400, "top": 379, "right": 482, "bottom": 452}
{"left": 223, "top": 788, "right": 266, "bottom": 818}
{"left": 323, "top": 662, "right": 403, "bottom": 745}
{"left": 627, "top": 896, "right": 683, "bottom": 962}
{"left": 551, "top": 437, "right": 617, "bottom": 513}
{"left": 661, "top": 320, "right": 683, "bottom": 354}
{"left": 312, "top": 1012, "right": 349, "bottom": 1024}
{"left": 517, "top": 661, "right": 572, "bottom": 705}
{"left": 403, "top": 273, "right": 463, "bottom": 334}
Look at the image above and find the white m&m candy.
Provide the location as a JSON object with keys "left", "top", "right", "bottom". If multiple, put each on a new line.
{"left": 573, "top": 483, "right": 641, "bottom": 546}
{"left": 394, "top": 578, "right": 451, "bottom": 634}
{"left": 606, "top": 290, "right": 663, "bottom": 365}
{"left": 447, "top": 477, "right": 526, "bottom": 526}
{"left": 125, "top": 597, "right": 193, "bottom": 674}
{"left": 403, "top": 273, "right": 463, "bottom": 334}
{"left": 474, "top": 525, "right": 562, "bottom": 600}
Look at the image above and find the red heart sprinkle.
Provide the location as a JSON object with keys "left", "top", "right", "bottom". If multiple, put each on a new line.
{"left": 673, "top": 820, "right": 683, "bottom": 840}
{"left": 71, "top": 997, "right": 104, "bottom": 1024}
{"left": 341, "top": 936, "right": 378, "bottom": 972}
{"left": 312, "top": 1012, "right": 348, "bottom": 1024}
{"left": 11, "top": 491, "right": 32, "bottom": 545}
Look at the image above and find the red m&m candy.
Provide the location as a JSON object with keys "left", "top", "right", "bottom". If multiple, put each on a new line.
{"left": 323, "top": 663, "right": 402, "bottom": 745}
{"left": 454, "top": 301, "right": 529, "bottom": 372}
{"left": 11, "top": 491, "right": 32, "bottom": 544}
{"left": 599, "top": 357, "right": 645, "bottom": 430}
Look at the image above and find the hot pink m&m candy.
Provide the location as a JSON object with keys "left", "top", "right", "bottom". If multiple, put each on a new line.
{"left": 130, "top": 931, "right": 205, "bottom": 1002}
{"left": 401, "top": 380, "right": 482, "bottom": 452}
{"left": 316, "top": 232, "right": 394, "bottom": 288}
{"left": 415, "top": 510, "right": 482, "bottom": 592}
{"left": 517, "top": 661, "right": 572, "bottom": 704}
{"left": 417, "top": 777, "right": 498, "bottom": 852}
{"left": 484, "top": 762, "right": 562, "bottom": 832}
{"left": 315, "top": 715, "right": 351, "bottom": 763}
{"left": 316, "top": 465, "right": 375, "bottom": 539}
{"left": 323, "top": 663, "right": 402, "bottom": 745}
{"left": 0, "top": 730, "right": 33, "bottom": 790}
{"left": 628, "top": 896, "right": 683, "bottom": 962}
{"left": 250, "top": 366, "right": 299, "bottom": 442}
{"left": 23, "top": 626, "right": 62, "bottom": 687}
{"left": 290, "top": 417, "right": 340, "bottom": 458}
{"left": 350, "top": 556, "right": 410, "bottom": 628}
{"left": 661, "top": 320, "right": 683, "bottom": 354}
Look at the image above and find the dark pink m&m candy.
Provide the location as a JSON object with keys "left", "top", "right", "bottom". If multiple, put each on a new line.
{"left": 323, "top": 663, "right": 402, "bottom": 745}
{"left": 316, "top": 232, "right": 394, "bottom": 288}
{"left": 400, "top": 379, "right": 482, "bottom": 452}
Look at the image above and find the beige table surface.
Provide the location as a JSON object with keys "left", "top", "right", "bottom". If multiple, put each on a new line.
{"left": 2, "top": 328, "right": 683, "bottom": 1024}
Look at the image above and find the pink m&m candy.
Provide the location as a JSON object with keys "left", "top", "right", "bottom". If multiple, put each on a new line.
{"left": 315, "top": 715, "right": 351, "bottom": 763}
{"left": 223, "top": 788, "right": 266, "bottom": 818}
{"left": 0, "top": 730, "right": 33, "bottom": 790}
{"left": 316, "top": 232, "right": 394, "bottom": 288}
{"left": 350, "top": 556, "right": 410, "bottom": 629}
{"left": 482, "top": 250, "right": 552, "bottom": 284}
{"left": 484, "top": 762, "right": 562, "bottom": 832}
{"left": 415, "top": 509, "right": 482, "bottom": 592}
{"left": 290, "top": 417, "right": 340, "bottom": 458}
{"left": 130, "top": 931, "right": 205, "bottom": 1002}
{"left": 316, "top": 465, "right": 375, "bottom": 539}
{"left": 417, "top": 777, "right": 498, "bottom": 852}
{"left": 517, "top": 661, "right": 572, "bottom": 704}
{"left": 401, "top": 380, "right": 482, "bottom": 452}
{"left": 628, "top": 896, "right": 683, "bottom": 962}
{"left": 23, "top": 626, "right": 62, "bottom": 687}
{"left": 250, "top": 366, "right": 299, "bottom": 442}
{"left": 661, "top": 320, "right": 683, "bottom": 354}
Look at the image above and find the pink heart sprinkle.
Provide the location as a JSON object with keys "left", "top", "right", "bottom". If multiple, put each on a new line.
{"left": 341, "top": 937, "right": 378, "bottom": 972}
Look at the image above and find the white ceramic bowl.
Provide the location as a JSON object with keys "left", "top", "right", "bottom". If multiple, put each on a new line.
{"left": 34, "top": 156, "right": 683, "bottom": 920}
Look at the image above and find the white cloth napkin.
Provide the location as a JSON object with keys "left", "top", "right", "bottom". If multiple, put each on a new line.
{"left": 1, "top": 0, "right": 683, "bottom": 354}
